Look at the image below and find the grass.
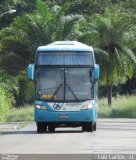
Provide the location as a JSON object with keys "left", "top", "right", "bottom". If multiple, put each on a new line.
{"left": 1, "top": 95, "right": 136, "bottom": 122}
{"left": 98, "top": 95, "right": 136, "bottom": 118}
{"left": 4, "top": 105, "right": 34, "bottom": 122}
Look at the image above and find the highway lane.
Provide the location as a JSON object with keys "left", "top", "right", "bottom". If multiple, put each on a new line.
{"left": 0, "top": 120, "right": 136, "bottom": 154}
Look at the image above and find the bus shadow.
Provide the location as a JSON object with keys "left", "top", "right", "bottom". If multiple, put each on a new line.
{"left": 0, "top": 129, "right": 83, "bottom": 135}
{"left": 0, "top": 130, "right": 37, "bottom": 135}
{"left": 48, "top": 130, "right": 83, "bottom": 134}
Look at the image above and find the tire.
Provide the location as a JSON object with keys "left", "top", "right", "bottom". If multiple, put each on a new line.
{"left": 37, "top": 122, "right": 47, "bottom": 133}
{"left": 82, "top": 125, "right": 86, "bottom": 132}
{"left": 48, "top": 125, "right": 55, "bottom": 133}
{"left": 94, "top": 122, "right": 96, "bottom": 131}
{"left": 86, "top": 122, "right": 94, "bottom": 132}
{"left": 82, "top": 122, "right": 94, "bottom": 132}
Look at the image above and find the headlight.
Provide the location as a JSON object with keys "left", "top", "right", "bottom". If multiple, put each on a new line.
{"left": 35, "top": 105, "right": 47, "bottom": 110}
{"left": 81, "top": 103, "right": 93, "bottom": 110}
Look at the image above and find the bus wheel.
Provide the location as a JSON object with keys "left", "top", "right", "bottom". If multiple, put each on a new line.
{"left": 48, "top": 125, "right": 55, "bottom": 133}
{"left": 86, "top": 122, "right": 94, "bottom": 132}
{"left": 94, "top": 122, "right": 96, "bottom": 131}
{"left": 82, "top": 125, "right": 86, "bottom": 132}
{"left": 37, "top": 122, "right": 47, "bottom": 133}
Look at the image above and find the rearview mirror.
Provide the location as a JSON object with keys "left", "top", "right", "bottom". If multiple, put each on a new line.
{"left": 94, "top": 64, "right": 100, "bottom": 81}
{"left": 28, "top": 64, "right": 35, "bottom": 81}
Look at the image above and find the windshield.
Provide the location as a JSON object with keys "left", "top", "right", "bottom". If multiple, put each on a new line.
{"left": 65, "top": 68, "right": 92, "bottom": 100}
{"left": 36, "top": 67, "right": 93, "bottom": 102}
{"left": 36, "top": 68, "right": 64, "bottom": 101}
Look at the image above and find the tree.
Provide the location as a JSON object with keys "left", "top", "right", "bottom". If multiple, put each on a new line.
{"left": 0, "top": 0, "right": 36, "bottom": 29}
{"left": 0, "top": 0, "right": 84, "bottom": 75}
{"left": 80, "top": 5, "right": 136, "bottom": 106}
{"left": 0, "top": 0, "right": 37, "bottom": 75}
{"left": 46, "top": 0, "right": 119, "bottom": 16}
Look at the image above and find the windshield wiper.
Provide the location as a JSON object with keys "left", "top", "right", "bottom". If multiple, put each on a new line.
{"left": 66, "top": 84, "right": 79, "bottom": 100}
{"left": 51, "top": 84, "right": 62, "bottom": 100}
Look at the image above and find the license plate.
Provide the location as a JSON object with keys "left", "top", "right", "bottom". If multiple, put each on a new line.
{"left": 59, "top": 114, "right": 69, "bottom": 118}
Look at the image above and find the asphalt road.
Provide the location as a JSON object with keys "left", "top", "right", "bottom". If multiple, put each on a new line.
{"left": 0, "top": 119, "right": 136, "bottom": 155}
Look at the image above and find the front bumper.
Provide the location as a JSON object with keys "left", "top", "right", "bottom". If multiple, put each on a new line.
{"left": 35, "top": 107, "right": 97, "bottom": 122}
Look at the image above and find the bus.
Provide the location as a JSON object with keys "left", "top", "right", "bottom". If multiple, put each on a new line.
{"left": 28, "top": 41, "right": 100, "bottom": 133}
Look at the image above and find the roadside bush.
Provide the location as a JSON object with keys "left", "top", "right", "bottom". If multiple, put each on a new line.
{"left": 6, "top": 105, "right": 34, "bottom": 122}
{"left": 98, "top": 95, "right": 136, "bottom": 118}
{"left": 0, "top": 73, "right": 18, "bottom": 121}
{"left": 0, "top": 85, "right": 14, "bottom": 121}
{"left": 0, "top": 72, "right": 19, "bottom": 93}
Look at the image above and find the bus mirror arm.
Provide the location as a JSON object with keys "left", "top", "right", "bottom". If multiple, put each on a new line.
{"left": 90, "top": 70, "right": 92, "bottom": 78}
{"left": 90, "top": 69, "right": 93, "bottom": 82}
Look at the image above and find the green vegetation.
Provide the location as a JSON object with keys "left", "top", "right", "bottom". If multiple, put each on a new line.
{"left": 0, "top": 73, "right": 18, "bottom": 121}
{"left": 4, "top": 105, "right": 34, "bottom": 122}
{"left": 0, "top": 86, "right": 12, "bottom": 121}
{"left": 98, "top": 95, "right": 136, "bottom": 118}
{"left": 0, "top": 0, "right": 136, "bottom": 120}
{"left": 85, "top": 6, "right": 136, "bottom": 106}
